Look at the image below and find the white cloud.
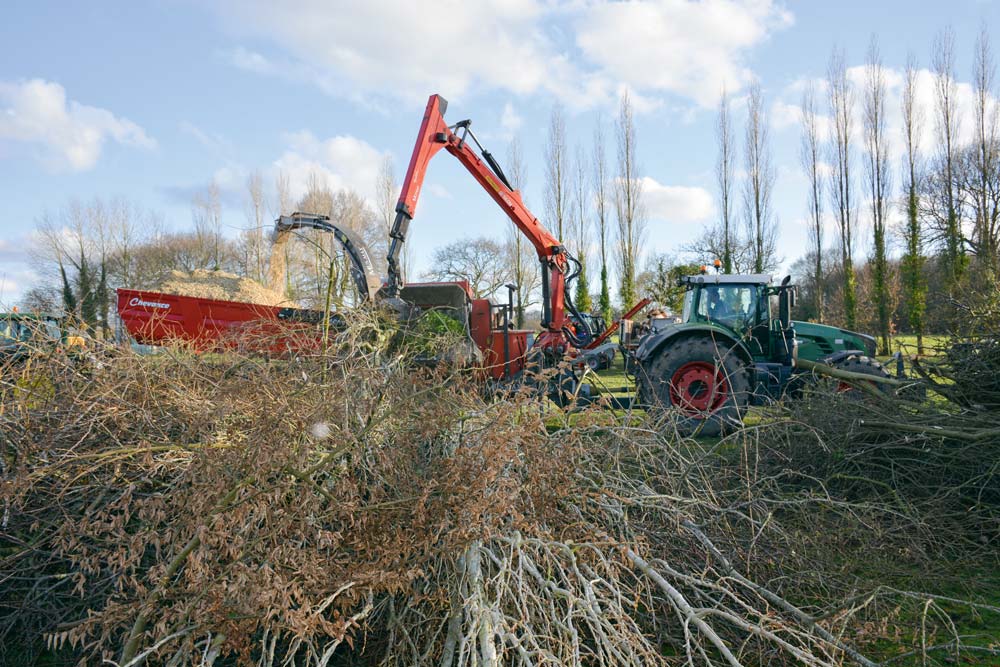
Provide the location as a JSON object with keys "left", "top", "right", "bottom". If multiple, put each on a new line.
{"left": 215, "top": 0, "right": 570, "bottom": 106}
{"left": 775, "top": 65, "right": 994, "bottom": 160}
{"left": 211, "top": 0, "right": 792, "bottom": 110}
{"left": 0, "top": 264, "right": 38, "bottom": 306}
{"left": 641, "top": 177, "right": 715, "bottom": 223}
{"left": 770, "top": 99, "right": 803, "bottom": 130}
{"left": 226, "top": 46, "right": 282, "bottom": 77}
{"left": 427, "top": 184, "right": 453, "bottom": 199}
{"left": 179, "top": 121, "right": 231, "bottom": 157}
{"left": 0, "top": 237, "right": 29, "bottom": 262}
{"left": 0, "top": 78, "right": 155, "bottom": 171}
{"left": 273, "top": 131, "right": 387, "bottom": 202}
{"left": 500, "top": 102, "right": 523, "bottom": 136}
{"left": 574, "top": 0, "right": 794, "bottom": 108}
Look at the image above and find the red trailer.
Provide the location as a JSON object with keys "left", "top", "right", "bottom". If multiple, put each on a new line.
{"left": 116, "top": 288, "right": 326, "bottom": 354}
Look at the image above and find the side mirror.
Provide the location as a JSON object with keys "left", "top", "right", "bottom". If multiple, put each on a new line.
{"left": 778, "top": 288, "right": 792, "bottom": 328}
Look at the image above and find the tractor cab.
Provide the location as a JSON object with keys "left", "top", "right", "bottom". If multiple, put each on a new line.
{"left": 679, "top": 273, "right": 795, "bottom": 364}
{"left": 0, "top": 312, "right": 82, "bottom": 362}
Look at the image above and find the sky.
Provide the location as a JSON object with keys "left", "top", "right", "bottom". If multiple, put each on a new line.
{"left": 1, "top": 0, "right": 998, "bottom": 306}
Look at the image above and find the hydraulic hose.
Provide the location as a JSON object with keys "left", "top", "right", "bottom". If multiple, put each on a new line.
{"left": 561, "top": 252, "right": 594, "bottom": 348}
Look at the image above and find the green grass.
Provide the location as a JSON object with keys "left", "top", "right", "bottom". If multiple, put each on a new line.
{"left": 589, "top": 353, "right": 631, "bottom": 393}
{"left": 859, "top": 564, "right": 1000, "bottom": 666}
{"left": 890, "top": 334, "right": 949, "bottom": 356}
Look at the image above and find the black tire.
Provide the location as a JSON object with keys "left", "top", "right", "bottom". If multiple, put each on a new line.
{"left": 638, "top": 336, "right": 751, "bottom": 437}
{"left": 831, "top": 354, "right": 891, "bottom": 395}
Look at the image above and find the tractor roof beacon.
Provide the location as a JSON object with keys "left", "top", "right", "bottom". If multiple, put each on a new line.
{"left": 630, "top": 273, "right": 888, "bottom": 436}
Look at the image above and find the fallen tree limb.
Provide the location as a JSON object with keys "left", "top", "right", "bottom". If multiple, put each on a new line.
{"left": 794, "top": 358, "right": 907, "bottom": 387}
{"left": 681, "top": 519, "right": 877, "bottom": 667}
{"left": 626, "top": 548, "right": 744, "bottom": 667}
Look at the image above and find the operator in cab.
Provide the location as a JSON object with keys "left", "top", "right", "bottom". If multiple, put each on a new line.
{"left": 704, "top": 287, "right": 737, "bottom": 327}
{"left": 699, "top": 285, "right": 752, "bottom": 329}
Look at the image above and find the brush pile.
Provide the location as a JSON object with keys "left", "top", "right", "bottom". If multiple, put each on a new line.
{"left": 2, "top": 307, "right": 998, "bottom": 666}
{"left": 764, "top": 295, "right": 1000, "bottom": 550}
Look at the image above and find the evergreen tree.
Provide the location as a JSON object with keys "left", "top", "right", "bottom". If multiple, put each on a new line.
{"left": 901, "top": 56, "right": 927, "bottom": 354}
{"left": 59, "top": 262, "right": 76, "bottom": 318}
{"left": 574, "top": 262, "right": 592, "bottom": 313}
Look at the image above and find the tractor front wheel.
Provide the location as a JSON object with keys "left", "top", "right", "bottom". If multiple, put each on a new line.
{"left": 831, "top": 354, "right": 891, "bottom": 395}
{"left": 639, "top": 337, "right": 750, "bottom": 437}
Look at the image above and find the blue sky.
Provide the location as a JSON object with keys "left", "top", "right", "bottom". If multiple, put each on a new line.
{"left": 1, "top": 0, "right": 997, "bottom": 305}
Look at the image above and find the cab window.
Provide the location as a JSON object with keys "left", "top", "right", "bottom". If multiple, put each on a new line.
{"left": 681, "top": 289, "right": 695, "bottom": 323}
{"left": 0, "top": 319, "right": 15, "bottom": 343}
{"left": 696, "top": 285, "right": 759, "bottom": 330}
{"left": 44, "top": 320, "right": 63, "bottom": 340}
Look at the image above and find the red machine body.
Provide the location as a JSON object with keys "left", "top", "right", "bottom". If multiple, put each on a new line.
{"left": 468, "top": 298, "right": 533, "bottom": 379}
{"left": 116, "top": 288, "right": 322, "bottom": 354}
{"left": 118, "top": 285, "right": 532, "bottom": 380}
{"left": 386, "top": 95, "right": 581, "bottom": 357}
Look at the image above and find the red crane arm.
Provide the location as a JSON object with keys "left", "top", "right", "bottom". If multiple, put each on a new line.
{"left": 387, "top": 94, "right": 570, "bottom": 333}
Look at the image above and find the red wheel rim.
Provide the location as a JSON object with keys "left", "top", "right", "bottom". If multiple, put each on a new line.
{"left": 669, "top": 361, "right": 729, "bottom": 414}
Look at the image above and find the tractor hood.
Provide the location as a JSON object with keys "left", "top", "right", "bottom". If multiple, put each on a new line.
{"left": 792, "top": 320, "right": 877, "bottom": 362}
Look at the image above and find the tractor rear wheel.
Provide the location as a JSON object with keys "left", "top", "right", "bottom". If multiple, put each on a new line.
{"left": 639, "top": 337, "right": 750, "bottom": 437}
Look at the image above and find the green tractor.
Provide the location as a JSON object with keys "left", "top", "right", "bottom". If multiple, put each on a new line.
{"left": 630, "top": 273, "right": 886, "bottom": 435}
{"left": 0, "top": 312, "right": 87, "bottom": 364}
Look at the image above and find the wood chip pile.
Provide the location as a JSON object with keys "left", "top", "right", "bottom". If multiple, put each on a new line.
{"left": 156, "top": 269, "right": 296, "bottom": 307}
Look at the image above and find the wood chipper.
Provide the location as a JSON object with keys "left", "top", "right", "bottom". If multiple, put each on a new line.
{"left": 119, "top": 94, "right": 890, "bottom": 432}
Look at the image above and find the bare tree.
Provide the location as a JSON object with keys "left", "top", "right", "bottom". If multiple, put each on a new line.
{"left": 828, "top": 47, "right": 858, "bottom": 329}
{"left": 242, "top": 170, "right": 267, "bottom": 283}
{"left": 426, "top": 237, "right": 512, "bottom": 299}
{"left": 593, "top": 119, "right": 612, "bottom": 322}
{"left": 901, "top": 54, "right": 927, "bottom": 354}
{"left": 684, "top": 225, "right": 756, "bottom": 274}
{"left": 544, "top": 104, "right": 569, "bottom": 241}
{"left": 298, "top": 171, "right": 334, "bottom": 217}
{"left": 863, "top": 37, "right": 893, "bottom": 354}
{"left": 289, "top": 173, "right": 337, "bottom": 306}
{"left": 637, "top": 254, "right": 701, "bottom": 312}
{"left": 800, "top": 81, "right": 825, "bottom": 321}
{"left": 191, "top": 180, "right": 223, "bottom": 270}
{"left": 571, "top": 144, "right": 592, "bottom": 312}
{"left": 972, "top": 24, "right": 1000, "bottom": 272}
{"left": 503, "top": 138, "right": 538, "bottom": 327}
{"left": 717, "top": 86, "right": 737, "bottom": 274}
{"left": 742, "top": 81, "right": 778, "bottom": 274}
{"left": 32, "top": 198, "right": 158, "bottom": 337}
{"left": 269, "top": 170, "right": 294, "bottom": 297}
{"left": 274, "top": 178, "right": 381, "bottom": 309}
{"left": 107, "top": 197, "right": 158, "bottom": 294}
{"left": 126, "top": 230, "right": 236, "bottom": 289}
{"left": 933, "top": 26, "right": 965, "bottom": 287}
{"left": 376, "top": 155, "right": 403, "bottom": 279}
{"left": 275, "top": 170, "right": 293, "bottom": 217}
{"left": 87, "top": 200, "right": 113, "bottom": 338}
{"left": 614, "top": 91, "right": 645, "bottom": 308}
{"left": 336, "top": 188, "right": 385, "bottom": 280}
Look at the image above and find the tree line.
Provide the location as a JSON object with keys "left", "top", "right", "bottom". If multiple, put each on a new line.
{"left": 23, "top": 162, "right": 397, "bottom": 336}
{"left": 21, "top": 26, "right": 998, "bottom": 348}
{"left": 785, "top": 28, "right": 999, "bottom": 354}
